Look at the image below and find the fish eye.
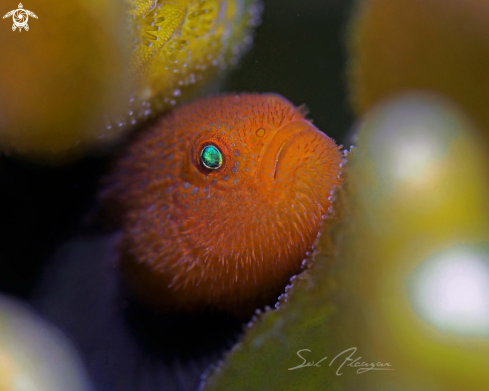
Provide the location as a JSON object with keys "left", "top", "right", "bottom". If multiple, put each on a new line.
{"left": 200, "top": 145, "right": 223, "bottom": 170}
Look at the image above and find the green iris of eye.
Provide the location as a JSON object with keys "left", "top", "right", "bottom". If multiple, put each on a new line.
{"left": 200, "top": 145, "right": 223, "bottom": 170}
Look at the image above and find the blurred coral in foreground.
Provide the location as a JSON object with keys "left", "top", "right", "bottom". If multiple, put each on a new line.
{"left": 202, "top": 96, "right": 489, "bottom": 390}
{"left": 0, "top": 0, "right": 261, "bottom": 160}
{"left": 0, "top": 0, "right": 129, "bottom": 159}
{"left": 348, "top": 0, "right": 489, "bottom": 139}
{"left": 0, "top": 295, "right": 93, "bottom": 391}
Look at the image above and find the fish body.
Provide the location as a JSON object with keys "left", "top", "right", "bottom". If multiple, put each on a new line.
{"left": 106, "top": 94, "right": 342, "bottom": 315}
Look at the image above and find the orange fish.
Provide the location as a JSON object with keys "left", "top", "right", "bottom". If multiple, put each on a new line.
{"left": 104, "top": 93, "right": 343, "bottom": 316}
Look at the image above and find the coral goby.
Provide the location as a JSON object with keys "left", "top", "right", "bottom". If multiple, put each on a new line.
{"left": 105, "top": 94, "right": 343, "bottom": 315}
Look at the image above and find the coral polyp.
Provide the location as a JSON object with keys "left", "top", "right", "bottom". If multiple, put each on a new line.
{"left": 104, "top": 93, "right": 343, "bottom": 315}
{"left": 118, "top": 0, "right": 262, "bottom": 127}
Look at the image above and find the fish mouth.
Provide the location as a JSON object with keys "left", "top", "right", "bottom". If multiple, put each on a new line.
{"left": 273, "top": 129, "right": 306, "bottom": 180}
{"left": 258, "top": 119, "right": 325, "bottom": 183}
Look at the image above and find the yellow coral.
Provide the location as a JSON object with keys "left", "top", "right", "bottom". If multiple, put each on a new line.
{"left": 0, "top": 0, "right": 129, "bottom": 159}
{"left": 348, "top": 0, "right": 489, "bottom": 139}
{"left": 119, "top": 0, "right": 261, "bottom": 127}
{"left": 0, "top": 0, "right": 261, "bottom": 159}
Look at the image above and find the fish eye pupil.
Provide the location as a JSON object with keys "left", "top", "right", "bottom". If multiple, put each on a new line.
{"left": 200, "top": 145, "right": 223, "bottom": 170}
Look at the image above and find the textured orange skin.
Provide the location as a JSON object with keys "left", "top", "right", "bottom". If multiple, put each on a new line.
{"left": 106, "top": 94, "right": 343, "bottom": 316}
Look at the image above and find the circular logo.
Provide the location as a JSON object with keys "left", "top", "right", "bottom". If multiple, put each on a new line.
{"left": 13, "top": 9, "right": 27, "bottom": 28}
